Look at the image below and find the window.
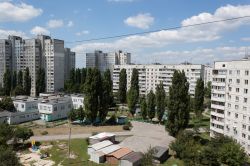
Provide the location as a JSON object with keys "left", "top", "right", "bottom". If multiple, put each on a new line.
{"left": 243, "top": 124, "right": 246, "bottom": 129}
{"left": 229, "top": 87, "right": 232, "bottom": 91}
{"left": 235, "top": 105, "right": 239, "bottom": 109}
{"left": 235, "top": 113, "right": 238, "bottom": 118}
{"left": 228, "top": 111, "right": 231, "bottom": 116}
{"left": 245, "top": 70, "right": 249, "bottom": 76}
{"left": 237, "top": 70, "right": 240, "bottom": 75}
{"left": 243, "top": 115, "right": 246, "bottom": 119}
{"left": 236, "top": 88, "right": 240, "bottom": 93}
{"left": 236, "top": 96, "right": 239, "bottom": 102}
{"left": 245, "top": 80, "right": 249, "bottom": 85}
{"left": 242, "top": 133, "right": 246, "bottom": 138}
{"left": 229, "top": 70, "right": 232, "bottom": 75}
{"left": 244, "top": 89, "right": 248, "bottom": 94}
{"left": 236, "top": 79, "right": 240, "bottom": 84}
{"left": 229, "top": 79, "right": 232, "bottom": 83}
{"left": 243, "top": 107, "right": 247, "bottom": 111}
{"left": 244, "top": 98, "right": 248, "bottom": 103}
{"left": 228, "top": 103, "right": 231, "bottom": 108}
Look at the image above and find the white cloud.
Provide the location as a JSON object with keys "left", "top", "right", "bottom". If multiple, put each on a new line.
{"left": 0, "top": 28, "right": 26, "bottom": 38}
{"left": 0, "top": 2, "right": 42, "bottom": 22}
{"left": 47, "top": 19, "right": 64, "bottom": 29}
{"left": 30, "top": 26, "right": 50, "bottom": 35}
{"left": 124, "top": 13, "right": 154, "bottom": 29}
{"left": 75, "top": 30, "right": 89, "bottom": 36}
{"left": 241, "top": 37, "right": 250, "bottom": 41}
{"left": 67, "top": 21, "right": 74, "bottom": 27}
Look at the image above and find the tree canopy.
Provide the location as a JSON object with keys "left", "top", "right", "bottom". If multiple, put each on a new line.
{"left": 156, "top": 82, "right": 166, "bottom": 121}
{"left": 118, "top": 69, "right": 127, "bottom": 103}
{"left": 194, "top": 78, "right": 204, "bottom": 117}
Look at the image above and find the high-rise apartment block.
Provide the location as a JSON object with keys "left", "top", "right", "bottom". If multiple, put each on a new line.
{"left": 0, "top": 35, "right": 75, "bottom": 96}
{"left": 210, "top": 58, "right": 250, "bottom": 154}
{"left": 113, "top": 64, "right": 204, "bottom": 96}
{"left": 204, "top": 65, "right": 213, "bottom": 85}
{"left": 86, "top": 50, "right": 131, "bottom": 73}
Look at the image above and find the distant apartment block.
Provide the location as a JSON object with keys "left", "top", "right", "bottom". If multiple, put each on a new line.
{"left": 210, "top": 58, "right": 250, "bottom": 154}
{"left": 204, "top": 65, "right": 213, "bottom": 85}
{"left": 113, "top": 64, "right": 204, "bottom": 96}
{"left": 86, "top": 50, "right": 131, "bottom": 73}
{"left": 0, "top": 35, "right": 75, "bottom": 96}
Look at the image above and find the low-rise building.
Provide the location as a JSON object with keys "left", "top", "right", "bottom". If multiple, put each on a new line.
{"left": 87, "top": 140, "right": 113, "bottom": 156}
{"left": 13, "top": 96, "right": 42, "bottom": 112}
{"left": 38, "top": 96, "right": 72, "bottom": 121}
{"left": 119, "top": 152, "right": 143, "bottom": 166}
{"left": 106, "top": 147, "right": 133, "bottom": 165}
{"left": 71, "top": 94, "right": 84, "bottom": 109}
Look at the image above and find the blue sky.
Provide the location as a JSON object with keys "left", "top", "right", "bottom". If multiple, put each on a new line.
{"left": 1, "top": 0, "right": 250, "bottom": 67}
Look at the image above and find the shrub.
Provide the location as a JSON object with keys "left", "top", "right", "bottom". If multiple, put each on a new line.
{"left": 123, "top": 125, "right": 130, "bottom": 130}
{"left": 41, "top": 131, "right": 48, "bottom": 135}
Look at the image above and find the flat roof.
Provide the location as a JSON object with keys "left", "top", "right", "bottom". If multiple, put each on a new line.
{"left": 89, "top": 132, "right": 115, "bottom": 140}
{"left": 88, "top": 140, "right": 113, "bottom": 151}
{"left": 107, "top": 147, "right": 132, "bottom": 159}
{"left": 121, "top": 152, "right": 143, "bottom": 163}
{"left": 152, "top": 146, "right": 168, "bottom": 158}
{"left": 98, "top": 145, "right": 121, "bottom": 155}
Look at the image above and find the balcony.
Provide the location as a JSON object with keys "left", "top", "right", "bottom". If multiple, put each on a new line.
{"left": 211, "top": 96, "right": 225, "bottom": 103}
{"left": 211, "top": 104, "right": 225, "bottom": 111}
{"left": 211, "top": 111, "right": 225, "bottom": 118}
{"left": 211, "top": 118, "right": 224, "bottom": 126}
{"left": 210, "top": 126, "right": 224, "bottom": 134}
{"left": 212, "top": 82, "right": 225, "bottom": 87}
{"left": 212, "top": 89, "right": 225, "bottom": 94}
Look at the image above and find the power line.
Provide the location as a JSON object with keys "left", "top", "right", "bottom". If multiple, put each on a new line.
{"left": 66, "top": 15, "right": 250, "bottom": 44}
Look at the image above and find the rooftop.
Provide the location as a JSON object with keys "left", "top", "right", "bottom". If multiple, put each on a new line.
{"left": 121, "top": 152, "right": 143, "bottom": 163}
{"left": 98, "top": 145, "right": 121, "bottom": 155}
{"left": 89, "top": 132, "right": 115, "bottom": 140}
{"left": 88, "top": 140, "right": 113, "bottom": 151}
{"left": 152, "top": 146, "right": 168, "bottom": 158}
{"left": 107, "top": 147, "right": 132, "bottom": 159}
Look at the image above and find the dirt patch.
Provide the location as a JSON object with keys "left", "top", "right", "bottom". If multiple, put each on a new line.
{"left": 32, "top": 125, "right": 124, "bottom": 136}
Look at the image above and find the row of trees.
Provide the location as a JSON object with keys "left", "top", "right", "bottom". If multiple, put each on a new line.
{"left": 1, "top": 67, "right": 46, "bottom": 96}
{"left": 0, "top": 97, "right": 15, "bottom": 111}
{"left": 0, "top": 123, "right": 34, "bottom": 166}
{"left": 140, "top": 82, "right": 166, "bottom": 121}
{"left": 171, "top": 131, "right": 247, "bottom": 166}
{"left": 64, "top": 68, "right": 87, "bottom": 93}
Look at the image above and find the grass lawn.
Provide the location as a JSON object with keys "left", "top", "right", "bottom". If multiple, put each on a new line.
{"left": 161, "top": 157, "right": 184, "bottom": 166}
{"left": 41, "top": 139, "right": 111, "bottom": 166}
{"left": 188, "top": 114, "right": 210, "bottom": 130}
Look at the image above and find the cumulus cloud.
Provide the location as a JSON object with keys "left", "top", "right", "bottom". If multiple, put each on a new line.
{"left": 75, "top": 30, "right": 89, "bottom": 36}
{"left": 47, "top": 19, "right": 64, "bottom": 29}
{"left": 67, "top": 21, "right": 74, "bottom": 27}
{"left": 124, "top": 13, "right": 154, "bottom": 29}
{"left": 30, "top": 26, "right": 50, "bottom": 35}
{"left": 0, "top": 2, "right": 42, "bottom": 22}
{"left": 0, "top": 28, "right": 26, "bottom": 38}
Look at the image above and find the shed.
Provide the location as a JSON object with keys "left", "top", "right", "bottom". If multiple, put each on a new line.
{"left": 152, "top": 146, "right": 169, "bottom": 164}
{"left": 90, "top": 145, "right": 121, "bottom": 164}
{"left": 106, "top": 147, "right": 133, "bottom": 165}
{"left": 120, "top": 152, "right": 143, "bottom": 166}
{"left": 87, "top": 140, "right": 113, "bottom": 155}
{"left": 89, "top": 132, "right": 116, "bottom": 145}
{"left": 0, "top": 111, "right": 10, "bottom": 124}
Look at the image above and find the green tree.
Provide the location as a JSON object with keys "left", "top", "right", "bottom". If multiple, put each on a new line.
{"left": 68, "top": 109, "right": 77, "bottom": 122}
{"left": 84, "top": 68, "right": 102, "bottom": 123}
{"left": 3, "top": 69, "right": 11, "bottom": 96}
{"left": 81, "top": 68, "right": 87, "bottom": 84}
{"left": 23, "top": 67, "right": 31, "bottom": 96}
{"left": 0, "top": 123, "right": 14, "bottom": 145}
{"left": 36, "top": 68, "right": 46, "bottom": 96}
{"left": 141, "top": 147, "right": 154, "bottom": 166}
{"left": 13, "top": 85, "right": 25, "bottom": 96}
{"left": 194, "top": 78, "right": 204, "bottom": 117}
{"left": 75, "top": 68, "right": 81, "bottom": 84}
{"left": 0, "top": 146, "right": 20, "bottom": 166}
{"left": 17, "top": 70, "right": 23, "bottom": 87}
{"left": 99, "top": 69, "right": 113, "bottom": 122}
{"left": 156, "top": 82, "right": 166, "bottom": 121}
{"left": 118, "top": 69, "right": 127, "bottom": 103}
{"left": 77, "top": 106, "right": 85, "bottom": 123}
{"left": 204, "top": 81, "right": 211, "bottom": 98}
{"left": 12, "top": 71, "right": 17, "bottom": 91}
{"left": 140, "top": 98, "right": 147, "bottom": 120}
{"left": 0, "top": 97, "right": 15, "bottom": 111}
{"left": 147, "top": 90, "right": 156, "bottom": 120}
{"left": 127, "top": 68, "right": 139, "bottom": 115}
{"left": 166, "top": 70, "right": 190, "bottom": 136}
{"left": 14, "top": 126, "right": 33, "bottom": 144}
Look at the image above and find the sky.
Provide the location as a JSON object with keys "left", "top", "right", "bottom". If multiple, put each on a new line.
{"left": 1, "top": 0, "right": 250, "bottom": 67}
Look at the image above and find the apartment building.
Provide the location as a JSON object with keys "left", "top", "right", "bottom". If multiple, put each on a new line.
{"left": 0, "top": 39, "right": 12, "bottom": 87}
{"left": 204, "top": 65, "right": 213, "bottom": 86}
{"left": 86, "top": 50, "right": 131, "bottom": 74}
{"left": 0, "top": 35, "right": 75, "bottom": 96}
{"left": 71, "top": 94, "right": 84, "bottom": 109}
{"left": 113, "top": 64, "right": 204, "bottom": 96}
{"left": 210, "top": 59, "right": 250, "bottom": 154}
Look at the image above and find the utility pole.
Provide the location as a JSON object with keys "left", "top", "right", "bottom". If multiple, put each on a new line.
{"left": 68, "top": 120, "right": 72, "bottom": 164}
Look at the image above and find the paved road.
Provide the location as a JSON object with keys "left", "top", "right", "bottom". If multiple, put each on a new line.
{"left": 30, "top": 131, "right": 132, "bottom": 142}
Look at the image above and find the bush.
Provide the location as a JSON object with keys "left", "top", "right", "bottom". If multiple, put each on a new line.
{"left": 123, "top": 125, "right": 130, "bottom": 130}
{"left": 41, "top": 131, "right": 48, "bottom": 135}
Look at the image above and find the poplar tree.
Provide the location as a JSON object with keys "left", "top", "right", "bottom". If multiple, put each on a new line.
{"left": 166, "top": 70, "right": 190, "bottom": 136}
{"left": 23, "top": 67, "right": 31, "bottom": 96}
{"left": 17, "top": 70, "right": 23, "bottom": 87}
{"left": 118, "top": 69, "right": 127, "bottom": 103}
{"left": 156, "top": 82, "right": 166, "bottom": 121}
{"left": 12, "top": 71, "right": 17, "bottom": 91}
{"left": 127, "top": 68, "right": 139, "bottom": 115}
{"left": 194, "top": 78, "right": 205, "bottom": 117}
{"left": 147, "top": 90, "right": 156, "bottom": 120}
{"left": 140, "top": 98, "right": 147, "bottom": 120}
{"left": 36, "top": 68, "right": 46, "bottom": 96}
{"left": 3, "top": 69, "right": 11, "bottom": 96}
